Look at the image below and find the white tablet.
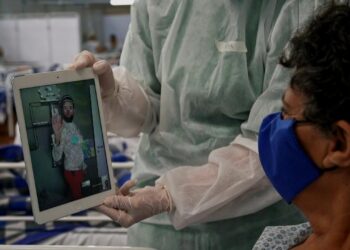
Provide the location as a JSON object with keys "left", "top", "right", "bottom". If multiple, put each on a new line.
{"left": 12, "top": 68, "right": 115, "bottom": 224}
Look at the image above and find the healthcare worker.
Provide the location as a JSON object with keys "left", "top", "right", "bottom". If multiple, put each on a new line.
{"left": 68, "top": 0, "right": 335, "bottom": 249}
{"left": 254, "top": 3, "right": 350, "bottom": 249}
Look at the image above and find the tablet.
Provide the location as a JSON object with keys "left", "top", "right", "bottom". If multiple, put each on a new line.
{"left": 12, "top": 68, "right": 115, "bottom": 224}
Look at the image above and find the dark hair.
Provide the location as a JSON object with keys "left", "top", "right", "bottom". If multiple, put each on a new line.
{"left": 59, "top": 95, "right": 74, "bottom": 115}
{"left": 280, "top": 3, "right": 350, "bottom": 134}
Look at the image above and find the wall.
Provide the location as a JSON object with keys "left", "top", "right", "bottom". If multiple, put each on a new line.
{"left": 0, "top": 13, "right": 81, "bottom": 66}
{"left": 0, "top": 0, "right": 130, "bottom": 49}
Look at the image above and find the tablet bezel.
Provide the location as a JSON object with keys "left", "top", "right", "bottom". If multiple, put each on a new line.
{"left": 12, "top": 68, "right": 115, "bottom": 224}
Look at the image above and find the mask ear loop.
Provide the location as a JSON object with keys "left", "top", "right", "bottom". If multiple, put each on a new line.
{"left": 320, "top": 122, "right": 340, "bottom": 172}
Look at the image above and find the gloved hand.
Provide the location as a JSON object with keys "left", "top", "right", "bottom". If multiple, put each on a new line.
{"left": 69, "top": 51, "right": 147, "bottom": 137}
{"left": 69, "top": 50, "right": 116, "bottom": 100}
{"left": 97, "top": 180, "right": 173, "bottom": 228}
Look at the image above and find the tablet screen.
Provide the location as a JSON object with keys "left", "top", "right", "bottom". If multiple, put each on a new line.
{"left": 19, "top": 79, "right": 111, "bottom": 212}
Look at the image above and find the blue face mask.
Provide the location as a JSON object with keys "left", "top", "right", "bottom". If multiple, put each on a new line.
{"left": 258, "top": 112, "right": 322, "bottom": 203}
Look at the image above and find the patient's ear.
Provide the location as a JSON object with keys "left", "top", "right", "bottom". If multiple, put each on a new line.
{"left": 323, "top": 120, "right": 350, "bottom": 168}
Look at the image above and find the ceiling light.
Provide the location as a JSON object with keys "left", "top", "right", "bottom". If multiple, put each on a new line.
{"left": 110, "top": 0, "right": 134, "bottom": 6}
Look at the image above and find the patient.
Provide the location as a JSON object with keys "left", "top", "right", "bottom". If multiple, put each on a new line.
{"left": 254, "top": 3, "right": 350, "bottom": 250}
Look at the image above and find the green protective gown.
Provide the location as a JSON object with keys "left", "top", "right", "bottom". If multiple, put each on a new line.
{"left": 117, "top": 0, "right": 328, "bottom": 249}
{"left": 122, "top": 0, "right": 284, "bottom": 180}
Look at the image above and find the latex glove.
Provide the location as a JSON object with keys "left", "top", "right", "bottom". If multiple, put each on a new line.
{"left": 69, "top": 50, "right": 116, "bottom": 99}
{"left": 98, "top": 180, "right": 173, "bottom": 228}
{"left": 69, "top": 51, "right": 148, "bottom": 137}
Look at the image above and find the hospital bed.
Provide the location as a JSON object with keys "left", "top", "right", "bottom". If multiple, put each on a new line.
{"left": 0, "top": 161, "right": 134, "bottom": 246}
{"left": 0, "top": 246, "right": 155, "bottom": 250}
